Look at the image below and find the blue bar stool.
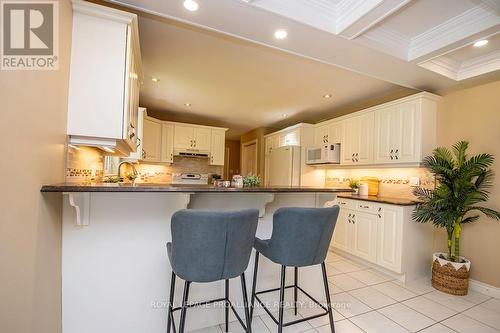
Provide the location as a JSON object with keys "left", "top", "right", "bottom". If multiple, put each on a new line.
{"left": 250, "top": 206, "right": 340, "bottom": 333}
{"left": 166, "top": 209, "right": 259, "bottom": 333}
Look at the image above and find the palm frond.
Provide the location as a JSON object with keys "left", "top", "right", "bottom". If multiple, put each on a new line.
{"left": 452, "top": 141, "right": 469, "bottom": 167}
{"left": 466, "top": 206, "right": 500, "bottom": 220}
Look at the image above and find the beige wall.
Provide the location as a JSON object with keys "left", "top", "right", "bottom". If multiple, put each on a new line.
{"left": 435, "top": 79, "right": 500, "bottom": 288}
{"left": 0, "top": 1, "right": 72, "bottom": 332}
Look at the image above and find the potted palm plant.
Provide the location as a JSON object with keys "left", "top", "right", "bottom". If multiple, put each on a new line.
{"left": 412, "top": 141, "right": 500, "bottom": 295}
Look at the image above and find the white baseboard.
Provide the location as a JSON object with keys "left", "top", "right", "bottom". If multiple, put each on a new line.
{"left": 469, "top": 279, "right": 500, "bottom": 299}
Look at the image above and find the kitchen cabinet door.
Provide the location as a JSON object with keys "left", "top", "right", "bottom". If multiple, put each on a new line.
{"left": 357, "top": 112, "right": 374, "bottom": 164}
{"left": 161, "top": 124, "right": 174, "bottom": 163}
{"left": 210, "top": 129, "right": 226, "bottom": 166}
{"left": 174, "top": 125, "right": 194, "bottom": 150}
{"left": 396, "top": 100, "right": 420, "bottom": 163}
{"left": 265, "top": 135, "right": 279, "bottom": 154}
{"left": 314, "top": 125, "right": 329, "bottom": 145}
{"left": 193, "top": 127, "right": 211, "bottom": 151}
{"left": 341, "top": 117, "right": 359, "bottom": 165}
{"left": 142, "top": 118, "right": 162, "bottom": 162}
{"left": 377, "top": 206, "right": 403, "bottom": 273}
{"left": 332, "top": 208, "right": 353, "bottom": 252}
{"left": 328, "top": 121, "right": 343, "bottom": 144}
{"left": 374, "top": 106, "right": 398, "bottom": 163}
{"left": 279, "top": 129, "right": 300, "bottom": 146}
{"left": 352, "top": 211, "right": 378, "bottom": 263}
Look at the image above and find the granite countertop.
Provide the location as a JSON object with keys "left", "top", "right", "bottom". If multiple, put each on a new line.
{"left": 40, "top": 183, "right": 354, "bottom": 193}
{"left": 336, "top": 193, "right": 419, "bottom": 206}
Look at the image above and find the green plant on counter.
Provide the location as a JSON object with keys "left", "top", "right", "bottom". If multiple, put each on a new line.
{"left": 243, "top": 174, "right": 261, "bottom": 187}
{"left": 412, "top": 141, "right": 500, "bottom": 262}
{"left": 348, "top": 178, "right": 360, "bottom": 189}
{"left": 102, "top": 176, "right": 121, "bottom": 183}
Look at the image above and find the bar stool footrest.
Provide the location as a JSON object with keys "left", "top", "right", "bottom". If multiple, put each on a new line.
{"left": 254, "top": 284, "right": 330, "bottom": 327}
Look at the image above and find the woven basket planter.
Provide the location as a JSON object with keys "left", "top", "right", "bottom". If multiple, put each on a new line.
{"left": 431, "top": 253, "right": 470, "bottom": 296}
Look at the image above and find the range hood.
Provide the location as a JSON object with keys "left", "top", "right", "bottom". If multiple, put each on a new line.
{"left": 68, "top": 135, "right": 133, "bottom": 156}
{"left": 174, "top": 148, "right": 209, "bottom": 158}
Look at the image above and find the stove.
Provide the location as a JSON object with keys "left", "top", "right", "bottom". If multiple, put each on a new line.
{"left": 171, "top": 173, "right": 209, "bottom": 185}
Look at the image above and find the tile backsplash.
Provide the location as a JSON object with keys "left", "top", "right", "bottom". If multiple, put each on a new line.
{"left": 66, "top": 146, "right": 104, "bottom": 182}
{"left": 325, "top": 167, "right": 435, "bottom": 199}
{"left": 135, "top": 157, "right": 223, "bottom": 183}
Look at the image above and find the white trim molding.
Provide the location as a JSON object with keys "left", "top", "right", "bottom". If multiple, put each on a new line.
{"left": 470, "top": 278, "right": 500, "bottom": 299}
{"left": 408, "top": 4, "right": 500, "bottom": 62}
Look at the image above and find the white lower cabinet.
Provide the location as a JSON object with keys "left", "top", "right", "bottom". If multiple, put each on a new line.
{"left": 331, "top": 198, "right": 432, "bottom": 279}
{"left": 352, "top": 211, "right": 378, "bottom": 264}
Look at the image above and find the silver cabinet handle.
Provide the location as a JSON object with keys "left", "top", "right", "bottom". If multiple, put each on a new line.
{"left": 395, "top": 149, "right": 399, "bottom": 159}
{"left": 378, "top": 213, "right": 382, "bottom": 218}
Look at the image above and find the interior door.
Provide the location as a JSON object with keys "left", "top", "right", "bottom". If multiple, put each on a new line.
{"left": 174, "top": 125, "right": 194, "bottom": 150}
{"left": 352, "top": 211, "right": 378, "bottom": 263}
{"left": 193, "top": 127, "right": 211, "bottom": 151}
{"left": 377, "top": 206, "right": 403, "bottom": 273}
{"left": 142, "top": 118, "right": 162, "bottom": 162}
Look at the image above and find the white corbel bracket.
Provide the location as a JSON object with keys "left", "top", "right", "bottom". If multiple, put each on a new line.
{"left": 64, "top": 192, "right": 91, "bottom": 226}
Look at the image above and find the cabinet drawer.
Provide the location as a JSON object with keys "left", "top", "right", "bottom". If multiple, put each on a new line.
{"left": 354, "top": 202, "right": 381, "bottom": 215}
{"left": 335, "top": 198, "right": 354, "bottom": 209}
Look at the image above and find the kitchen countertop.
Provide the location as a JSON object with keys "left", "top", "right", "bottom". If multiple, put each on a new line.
{"left": 336, "top": 193, "right": 419, "bottom": 206}
{"left": 40, "top": 183, "right": 354, "bottom": 193}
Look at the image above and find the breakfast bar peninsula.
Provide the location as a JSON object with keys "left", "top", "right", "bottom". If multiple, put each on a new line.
{"left": 41, "top": 184, "right": 351, "bottom": 333}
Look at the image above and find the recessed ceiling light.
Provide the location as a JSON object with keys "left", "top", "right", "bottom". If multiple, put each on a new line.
{"left": 473, "top": 39, "right": 488, "bottom": 47}
{"left": 183, "top": 0, "right": 199, "bottom": 11}
{"left": 274, "top": 29, "right": 287, "bottom": 40}
{"left": 282, "top": 113, "right": 288, "bottom": 118}
{"left": 323, "top": 94, "right": 332, "bottom": 99}
{"left": 151, "top": 77, "right": 160, "bottom": 82}
{"left": 184, "top": 103, "right": 192, "bottom": 107}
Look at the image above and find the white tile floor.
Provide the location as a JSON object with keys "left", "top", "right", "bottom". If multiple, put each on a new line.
{"left": 188, "top": 251, "right": 499, "bottom": 333}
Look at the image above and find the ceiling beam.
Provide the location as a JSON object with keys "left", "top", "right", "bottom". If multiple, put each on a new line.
{"left": 408, "top": 4, "right": 500, "bottom": 62}
{"left": 336, "top": 0, "right": 411, "bottom": 39}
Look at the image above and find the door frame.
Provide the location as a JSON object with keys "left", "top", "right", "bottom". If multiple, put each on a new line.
{"left": 240, "top": 139, "right": 258, "bottom": 176}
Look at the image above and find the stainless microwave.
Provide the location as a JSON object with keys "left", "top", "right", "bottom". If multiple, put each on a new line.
{"left": 306, "top": 144, "right": 341, "bottom": 165}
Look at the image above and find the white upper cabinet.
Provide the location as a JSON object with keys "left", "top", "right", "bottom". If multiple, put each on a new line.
{"left": 210, "top": 129, "right": 226, "bottom": 166}
{"left": 374, "top": 100, "right": 423, "bottom": 164}
{"left": 174, "top": 125, "right": 194, "bottom": 150}
{"left": 193, "top": 128, "right": 212, "bottom": 151}
{"left": 161, "top": 124, "right": 174, "bottom": 163}
{"left": 316, "top": 92, "right": 439, "bottom": 166}
{"left": 67, "top": 1, "right": 142, "bottom": 154}
{"left": 342, "top": 112, "right": 374, "bottom": 165}
{"left": 173, "top": 125, "right": 212, "bottom": 152}
{"left": 141, "top": 117, "right": 162, "bottom": 162}
{"left": 265, "top": 135, "right": 280, "bottom": 154}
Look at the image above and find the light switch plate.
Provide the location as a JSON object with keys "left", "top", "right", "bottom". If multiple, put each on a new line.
{"left": 410, "top": 176, "right": 420, "bottom": 186}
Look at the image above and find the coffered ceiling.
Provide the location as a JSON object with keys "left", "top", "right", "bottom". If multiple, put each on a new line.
{"left": 247, "top": 0, "right": 500, "bottom": 80}
{"left": 103, "top": 0, "right": 499, "bottom": 138}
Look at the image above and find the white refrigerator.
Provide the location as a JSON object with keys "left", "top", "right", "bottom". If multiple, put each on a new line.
{"left": 267, "top": 146, "right": 302, "bottom": 186}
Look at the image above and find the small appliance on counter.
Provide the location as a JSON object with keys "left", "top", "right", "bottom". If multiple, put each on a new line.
{"left": 305, "top": 143, "right": 341, "bottom": 165}
{"left": 171, "top": 173, "right": 209, "bottom": 185}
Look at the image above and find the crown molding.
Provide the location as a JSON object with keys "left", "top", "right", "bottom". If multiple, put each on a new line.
{"left": 337, "top": 0, "right": 410, "bottom": 39}
{"left": 458, "top": 50, "right": 500, "bottom": 80}
{"left": 419, "top": 56, "right": 460, "bottom": 80}
{"left": 408, "top": 4, "right": 500, "bottom": 61}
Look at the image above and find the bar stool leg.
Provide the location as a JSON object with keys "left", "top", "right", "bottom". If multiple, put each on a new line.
{"left": 278, "top": 265, "right": 286, "bottom": 333}
{"left": 240, "top": 273, "right": 252, "bottom": 333}
{"left": 294, "top": 267, "right": 298, "bottom": 316}
{"left": 250, "top": 251, "right": 260, "bottom": 318}
{"left": 178, "top": 281, "right": 191, "bottom": 333}
{"left": 225, "top": 279, "right": 229, "bottom": 332}
{"left": 321, "top": 262, "right": 335, "bottom": 333}
{"left": 167, "top": 272, "right": 176, "bottom": 333}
